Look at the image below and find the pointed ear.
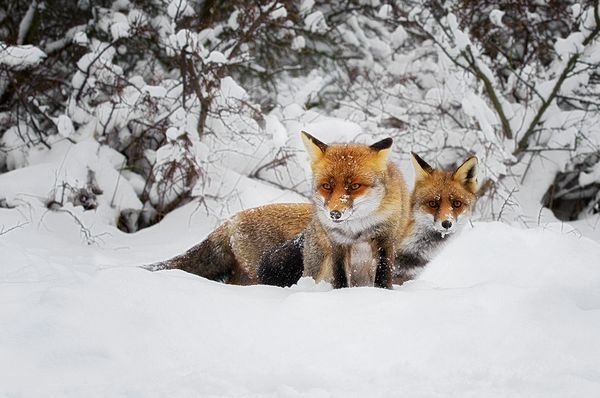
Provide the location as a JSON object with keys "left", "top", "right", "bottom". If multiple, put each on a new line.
{"left": 411, "top": 152, "right": 434, "bottom": 182}
{"left": 370, "top": 137, "right": 393, "bottom": 163}
{"left": 301, "top": 131, "right": 328, "bottom": 162}
{"left": 453, "top": 156, "right": 478, "bottom": 194}
{"left": 370, "top": 137, "right": 393, "bottom": 151}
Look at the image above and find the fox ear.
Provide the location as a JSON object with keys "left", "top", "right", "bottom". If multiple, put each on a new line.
{"left": 411, "top": 152, "right": 434, "bottom": 182}
{"left": 370, "top": 137, "right": 393, "bottom": 163}
{"left": 301, "top": 131, "right": 328, "bottom": 161}
{"left": 370, "top": 137, "right": 393, "bottom": 151}
{"left": 453, "top": 156, "right": 478, "bottom": 193}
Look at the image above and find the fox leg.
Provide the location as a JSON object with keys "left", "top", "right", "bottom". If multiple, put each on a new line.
{"left": 332, "top": 244, "right": 350, "bottom": 289}
{"left": 373, "top": 238, "right": 394, "bottom": 289}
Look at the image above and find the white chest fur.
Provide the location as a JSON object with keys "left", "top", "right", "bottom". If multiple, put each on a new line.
{"left": 349, "top": 241, "right": 376, "bottom": 287}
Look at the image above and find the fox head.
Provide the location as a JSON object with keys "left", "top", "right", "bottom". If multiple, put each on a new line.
{"left": 301, "top": 131, "right": 392, "bottom": 226}
{"left": 410, "top": 152, "right": 478, "bottom": 236}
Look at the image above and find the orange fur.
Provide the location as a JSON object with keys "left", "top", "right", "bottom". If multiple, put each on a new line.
{"left": 301, "top": 132, "right": 411, "bottom": 288}
{"left": 147, "top": 149, "right": 478, "bottom": 289}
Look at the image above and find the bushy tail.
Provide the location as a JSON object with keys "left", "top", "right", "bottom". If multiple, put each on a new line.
{"left": 141, "top": 226, "right": 239, "bottom": 282}
{"left": 257, "top": 234, "right": 304, "bottom": 287}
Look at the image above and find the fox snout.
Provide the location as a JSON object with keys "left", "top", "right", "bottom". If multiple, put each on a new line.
{"left": 437, "top": 216, "right": 456, "bottom": 234}
{"left": 325, "top": 204, "right": 351, "bottom": 223}
{"left": 329, "top": 210, "right": 342, "bottom": 221}
{"left": 320, "top": 192, "right": 353, "bottom": 223}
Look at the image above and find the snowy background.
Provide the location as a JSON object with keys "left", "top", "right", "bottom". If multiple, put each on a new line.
{"left": 2, "top": 0, "right": 600, "bottom": 396}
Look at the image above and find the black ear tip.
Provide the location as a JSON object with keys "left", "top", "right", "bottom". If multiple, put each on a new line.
{"left": 412, "top": 151, "right": 434, "bottom": 173}
{"left": 465, "top": 163, "right": 477, "bottom": 180}
{"left": 370, "top": 137, "right": 393, "bottom": 151}
{"left": 301, "top": 130, "right": 328, "bottom": 153}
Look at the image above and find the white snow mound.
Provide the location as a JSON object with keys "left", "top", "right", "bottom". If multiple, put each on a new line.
{"left": 1, "top": 213, "right": 599, "bottom": 397}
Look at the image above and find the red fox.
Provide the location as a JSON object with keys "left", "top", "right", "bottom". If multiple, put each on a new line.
{"left": 392, "top": 152, "right": 478, "bottom": 284}
{"left": 297, "top": 131, "right": 411, "bottom": 289}
{"left": 258, "top": 152, "right": 478, "bottom": 287}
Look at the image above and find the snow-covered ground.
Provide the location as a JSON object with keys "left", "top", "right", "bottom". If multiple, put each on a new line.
{"left": 2, "top": 189, "right": 600, "bottom": 397}
{"left": 3, "top": 2, "right": 600, "bottom": 396}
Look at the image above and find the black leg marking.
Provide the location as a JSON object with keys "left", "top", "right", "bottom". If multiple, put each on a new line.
{"left": 332, "top": 244, "right": 348, "bottom": 289}
{"left": 374, "top": 239, "right": 393, "bottom": 289}
{"left": 257, "top": 234, "right": 305, "bottom": 287}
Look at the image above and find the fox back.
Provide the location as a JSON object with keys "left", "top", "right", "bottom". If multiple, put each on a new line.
{"left": 144, "top": 203, "right": 312, "bottom": 284}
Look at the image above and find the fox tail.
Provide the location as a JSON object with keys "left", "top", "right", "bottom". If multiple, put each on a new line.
{"left": 141, "top": 225, "right": 239, "bottom": 282}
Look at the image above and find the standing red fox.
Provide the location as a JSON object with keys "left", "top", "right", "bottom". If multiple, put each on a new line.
{"left": 295, "top": 132, "right": 411, "bottom": 288}
{"left": 145, "top": 132, "right": 412, "bottom": 288}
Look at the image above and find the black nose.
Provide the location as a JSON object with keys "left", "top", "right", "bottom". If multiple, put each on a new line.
{"left": 441, "top": 220, "right": 452, "bottom": 229}
{"left": 330, "top": 210, "right": 342, "bottom": 220}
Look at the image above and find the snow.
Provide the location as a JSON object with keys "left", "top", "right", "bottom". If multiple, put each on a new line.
{"left": 228, "top": 10, "right": 240, "bottom": 30}
{"left": 206, "top": 50, "right": 228, "bottom": 64}
{"left": 1, "top": 199, "right": 600, "bottom": 396}
{"left": 109, "top": 12, "right": 130, "bottom": 40}
{"left": 391, "top": 25, "right": 408, "bottom": 47}
{"left": 142, "top": 84, "right": 167, "bottom": 98}
{"left": 0, "top": 140, "right": 142, "bottom": 222}
{"left": 73, "top": 31, "right": 89, "bottom": 46}
{"left": 17, "top": 1, "right": 37, "bottom": 45}
{"left": 300, "top": 0, "right": 315, "bottom": 15}
{"left": 291, "top": 35, "right": 306, "bottom": 51}
{"left": 167, "top": 0, "right": 188, "bottom": 19}
{"left": 555, "top": 32, "right": 585, "bottom": 58}
{"left": 220, "top": 76, "right": 248, "bottom": 101}
{"left": 305, "top": 11, "right": 328, "bottom": 33}
{"left": 0, "top": 43, "right": 46, "bottom": 69}
{"left": 378, "top": 4, "right": 393, "bottom": 19}
{"left": 446, "top": 13, "right": 471, "bottom": 51}
{"left": 56, "top": 115, "right": 75, "bottom": 138}
{"left": 270, "top": 4, "right": 288, "bottom": 20}
{"left": 462, "top": 93, "right": 498, "bottom": 138}
{"left": 580, "top": 161, "right": 600, "bottom": 186}
{"left": 489, "top": 9, "right": 505, "bottom": 28}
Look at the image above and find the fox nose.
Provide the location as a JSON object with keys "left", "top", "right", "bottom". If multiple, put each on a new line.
{"left": 330, "top": 210, "right": 342, "bottom": 220}
{"left": 441, "top": 220, "right": 453, "bottom": 229}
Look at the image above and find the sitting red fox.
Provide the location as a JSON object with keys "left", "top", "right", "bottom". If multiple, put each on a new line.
{"left": 391, "top": 152, "right": 478, "bottom": 284}
{"left": 257, "top": 152, "right": 478, "bottom": 287}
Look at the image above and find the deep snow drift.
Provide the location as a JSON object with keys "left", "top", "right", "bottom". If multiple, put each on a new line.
{"left": 1, "top": 199, "right": 600, "bottom": 397}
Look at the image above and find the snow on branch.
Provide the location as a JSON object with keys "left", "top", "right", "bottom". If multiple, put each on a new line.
{"left": 514, "top": 4, "right": 600, "bottom": 155}
{"left": 0, "top": 42, "right": 46, "bottom": 69}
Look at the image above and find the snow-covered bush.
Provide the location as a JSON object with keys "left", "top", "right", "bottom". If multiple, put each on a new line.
{"left": 1, "top": 0, "right": 600, "bottom": 232}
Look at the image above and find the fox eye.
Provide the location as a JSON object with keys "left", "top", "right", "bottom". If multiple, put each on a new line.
{"left": 452, "top": 200, "right": 462, "bottom": 208}
{"left": 322, "top": 183, "right": 332, "bottom": 191}
{"left": 350, "top": 183, "right": 361, "bottom": 190}
{"left": 428, "top": 200, "right": 439, "bottom": 209}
